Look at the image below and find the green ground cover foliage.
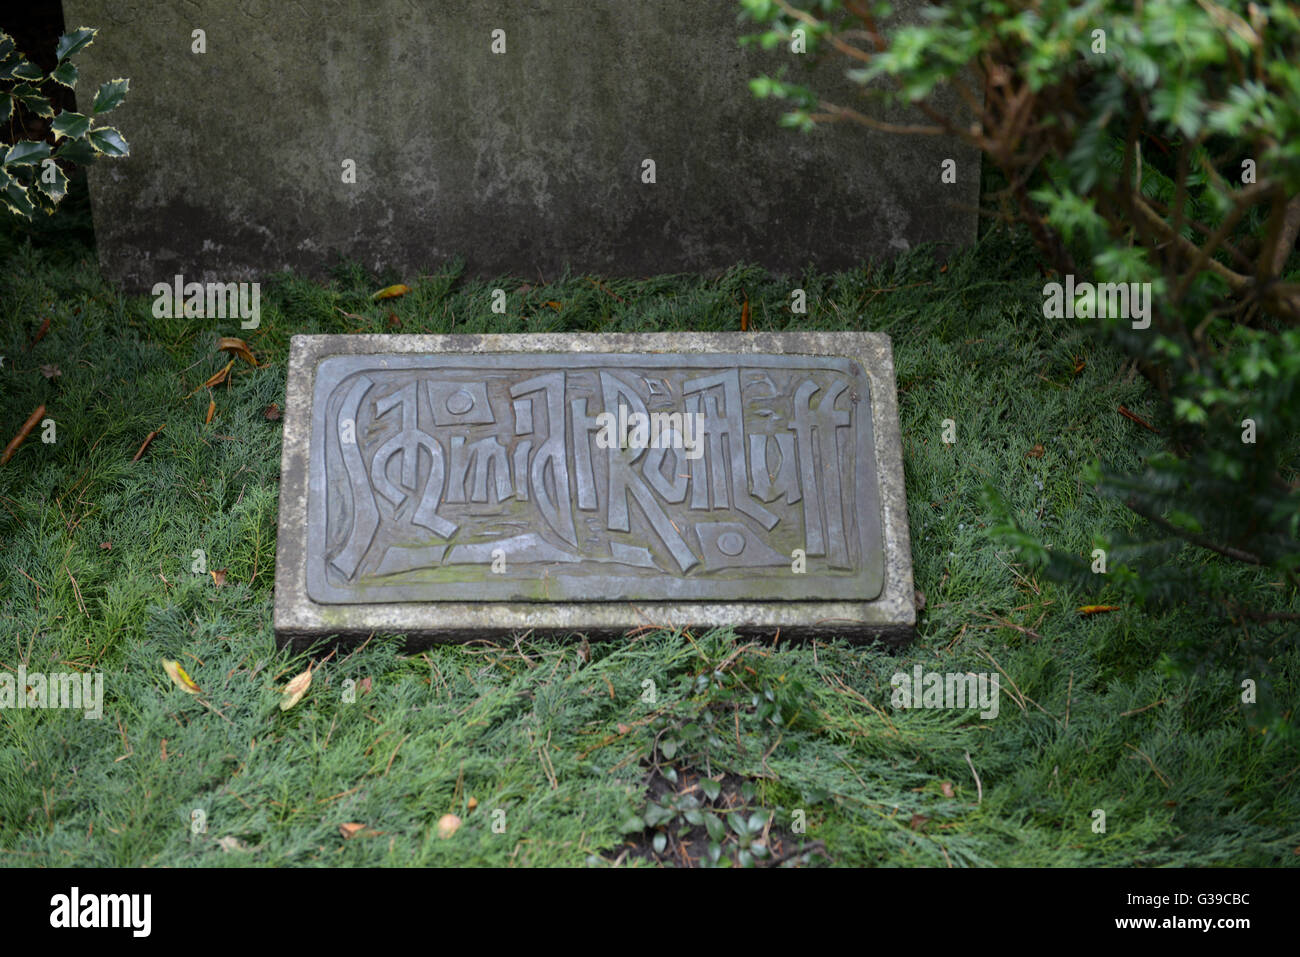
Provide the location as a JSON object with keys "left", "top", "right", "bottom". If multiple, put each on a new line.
{"left": 0, "top": 203, "right": 1295, "bottom": 865}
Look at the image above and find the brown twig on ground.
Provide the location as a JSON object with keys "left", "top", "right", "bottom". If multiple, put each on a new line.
{"left": 763, "top": 839, "right": 828, "bottom": 868}
{"left": 1117, "top": 405, "right": 1160, "bottom": 434}
{"left": 1, "top": 405, "right": 46, "bottom": 465}
{"left": 964, "top": 751, "right": 983, "bottom": 805}
{"left": 1125, "top": 743, "right": 1171, "bottom": 788}
{"left": 131, "top": 424, "right": 166, "bottom": 462}
{"left": 587, "top": 277, "right": 626, "bottom": 303}
{"left": 1120, "top": 699, "right": 1167, "bottom": 718}
{"left": 1124, "top": 496, "right": 1263, "bottom": 566}
{"left": 973, "top": 611, "right": 1045, "bottom": 641}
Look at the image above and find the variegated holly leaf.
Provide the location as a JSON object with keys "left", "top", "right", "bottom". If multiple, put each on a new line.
{"left": 51, "top": 112, "right": 91, "bottom": 141}
{"left": 92, "top": 78, "right": 129, "bottom": 114}
{"left": 87, "top": 127, "right": 129, "bottom": 158}
{"left": 55, "top": 26, "right": 97, "bottom": 63}
{"left": 50, "top": 60, "right": 77, "bottom": 88}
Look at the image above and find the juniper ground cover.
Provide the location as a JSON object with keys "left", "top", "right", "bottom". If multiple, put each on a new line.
{"left": 0, "top": 194, "right": 1296, "bottom": 866}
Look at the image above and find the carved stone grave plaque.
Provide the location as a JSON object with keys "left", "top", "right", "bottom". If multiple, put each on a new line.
{"left": 275, "top": 333, "right": 914, "bottom": 647}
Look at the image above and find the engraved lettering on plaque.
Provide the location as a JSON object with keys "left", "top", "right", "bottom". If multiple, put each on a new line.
{"left": 307, "top": 354, "right": 883, "bottom": 604}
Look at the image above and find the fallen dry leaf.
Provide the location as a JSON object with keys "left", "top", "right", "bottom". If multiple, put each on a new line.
{"left": 209, "top": 359, "right": 235, "bottom": 386}
{"left": 210, "top": 568, "right": 228, "bottom": 588}
{"left": 941, "top": 780, "right": 955, "bottom": 798}
{"left": 467, "top": 797, "right": 478, "bottom": 811}
{"left": 1, "top": 404, "right": 46, "bottom": 465}
{"left": 263, "top": 402, "right": 282, "bottom": 421}
{"left": 740, "top": 295, "right": 750, "bottom": 331}
{"left": 1078, "top": 604, "right": 1121, "bottom": 616}
{"left": 358, "top": 676, "right": 372, "bottom": 696}
{"left": 205, "top": 398, "right": 215, "bottom": 425}
{"left": 217, "top": 336, "right": 258, "bottom": 367}
{"left": 280, "top": 665, "right": 312, "bottom": 711}
{"left": 371, "top": 284, "right": 411, "bottom": 301}
{"left": 186, "top": 359, "right": 235, "bottom": 398}
{"left": 1072, "top": 356, "right": 1086, "bottom": 375}
{"left": 99, "top": 541, "right": 111, "bottom": 550}
{"left": 29, "top": 316, "right": 50, "bottom": 349}
{"left": 217, "top": 836, "right": 249, "bottom": 852}
{"left": 1026, "top": 443, "right": 1045, "bottom": 458}
{"left": 542, "top": 300, "right": 562, "bottom": 311}
{"left": 909, "top": 814, "right": 929, "bottom": 832}
{"left": 387, "top": 312, "right": 401, "bottom": 328}
{"left": 162, "top": 658, "right": 201, "bottom": 695}
{"left": 436, "top": 814, "right": 462, "bottom": 839}
{"left": 339, "top": 822, "right": 366, "bottom": 840}
{"left": 40, "top": 363, "right": 61, "bottom": 379}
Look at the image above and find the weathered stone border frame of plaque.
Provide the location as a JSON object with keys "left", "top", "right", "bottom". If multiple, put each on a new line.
{"left": 274, "top": 332, "right": 914, "bottom": 649}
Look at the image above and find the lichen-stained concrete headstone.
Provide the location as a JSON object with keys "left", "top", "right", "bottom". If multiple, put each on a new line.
{"left": 61, "top": 0, "right": 978, "bottom": 288}
{"left": 274, "top": 333, "right": 914, "bottom": 647}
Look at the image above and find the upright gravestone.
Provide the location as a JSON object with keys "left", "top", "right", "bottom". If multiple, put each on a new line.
{"left": 61, "top": 0, "right": 978, "bottom": 287}
{"left": 274, "top": 333, "right": 914, "bottom": 646}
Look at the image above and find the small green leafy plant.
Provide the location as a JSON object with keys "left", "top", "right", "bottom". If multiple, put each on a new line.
{"left": 614, "top": 637, "right": 820, "bottom": 867}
